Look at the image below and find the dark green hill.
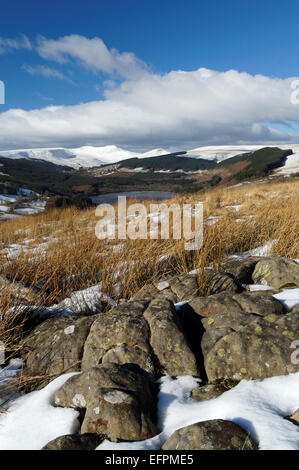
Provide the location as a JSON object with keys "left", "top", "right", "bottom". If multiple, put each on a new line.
{"left": 218, "top": 147, "right": 292, "bottom": 180}
{"left": 118, "top": 153, "right": 216, "bottom": 171}
{"left": 0, "top": 157, "right": 98, "bottom": 195}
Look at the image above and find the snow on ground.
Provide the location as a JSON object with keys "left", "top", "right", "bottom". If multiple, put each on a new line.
{"left": 1, "top": 371, "right": 298, "bottom": 450}
{"left": 98, "top": 373, "right": 299, "bottom": 451}
{"left": 0, "top": 194, "right": 18, "bottom": 203}
{"left": 14, "top": 207, "right": 42, "bottom": 215}
{"left": 5, "top": 282, "right": 116, "bottom": 321}
{"left": 59, "top": 283, "right": 116, "bottom": 314}
{"left": 236, "top": 215, "right": 254, "bottom": 223}
{"left": 0, "top": 191, "right": 47, "bottom": 219}
{"left": 17, "top": 188, "right": 39, "bottom": 197}
{"left": 273, "top": 288, "right": 299, "bottom": 311}
{"left": 0, "top": 213, "right": 19, "bottom": 220}
{"left": 249, "top": 284, "right": 275, "bottom": 292}
{"left": 230, "top": 241, "right": 275, "bottom": 258}
{"left": 204, "top": 215, "right": 221, "bottom": 226}
{"left": 0, "top": 373, "right": 80, "bottom": 450}
{"left": 226, "top": 204, "right": 242, "bottom": 212}
{"left": 275, "top": 144, "right": 299, "bottom": 176}
{"left": 1, "top": 237, "right": 53, "bottom": 261}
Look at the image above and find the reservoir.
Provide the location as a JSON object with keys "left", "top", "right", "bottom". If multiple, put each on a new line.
{"left": 91, "top": 190, "right": 175, "bottom": 205}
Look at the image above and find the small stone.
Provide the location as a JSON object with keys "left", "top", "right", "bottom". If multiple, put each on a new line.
{"left": 42, "top": 433, "right": 105, "bottom": 450}
{"left": 191, "top": 384, "right": 226, "bottom": 402}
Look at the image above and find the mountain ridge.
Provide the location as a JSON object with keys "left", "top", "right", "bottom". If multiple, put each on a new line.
{"left": 0, "top": 143, "right": 298, "bottom": 175}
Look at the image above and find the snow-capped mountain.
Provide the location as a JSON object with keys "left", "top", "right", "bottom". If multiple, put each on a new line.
{"left": 0, "top": 143, "right": 298, "bottom": 175}
{"left": 0, "top": 145, "right": 169, "bottom": 169}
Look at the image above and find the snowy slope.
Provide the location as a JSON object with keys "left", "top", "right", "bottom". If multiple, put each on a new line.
{"left": 0, "top": 146, "right": 168, "bottom": 169}
{"left": 186, "top": 145, "right": 263, "bottom": 162}
{"left": 274, "top": 144, "right": 299, "bottom": 176}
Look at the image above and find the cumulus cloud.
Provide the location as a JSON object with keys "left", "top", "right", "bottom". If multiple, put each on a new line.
{"left": 0, "top": 35, "right": 31, "bottom": 54}
{"left": 36, "top": 35, "right": 147, "bottom": 79}
{"left": 0, "top": 66, "right": 299, "bottom": 150}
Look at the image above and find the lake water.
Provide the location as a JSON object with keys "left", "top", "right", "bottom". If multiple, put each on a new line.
{"left": 91, "top": 190, "right": 175, "bottom": 205}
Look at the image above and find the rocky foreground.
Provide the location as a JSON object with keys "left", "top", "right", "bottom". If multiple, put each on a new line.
{"left": 2, "top": 254, "right": 299, "bottom": 450}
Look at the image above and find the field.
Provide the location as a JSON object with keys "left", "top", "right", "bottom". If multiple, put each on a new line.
{"left": 0, "top": 178, "right": 298, "bottom": 314}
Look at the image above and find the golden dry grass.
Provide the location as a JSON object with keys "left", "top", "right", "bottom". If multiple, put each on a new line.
{"left": 0, "top": 178, "right": 297, "bottom": 313}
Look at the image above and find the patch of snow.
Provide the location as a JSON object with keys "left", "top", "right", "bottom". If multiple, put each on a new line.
{"left": 157, "top": 281, "right": 170, "bottom": 291}
{"left": 230, "top": 241, "right": 275, "bottom": 258}
{"left": 6, "top": 282, "right": 117, "bottom": 321}
{"left": 64, "top": 325, "right": 75, "bottom": 335}
{"left": 60, "top": 283, "right": 116, "bottom": 314}
{"left": 273, "top": 288, "right": 299, "bottom": 310}
{"left": 0, "top": 194, "right": 18, "bottom": 203}
{"left": 0, "top": 373, "right": 80, "bottom": 450}
{"left": 205, "top": 215, "right": 221, "bottom": 226}
{"left": 249, "top": 284, "right": 274, "bottom": 292}
{"left": 98, "top": 373, "right": 299, "bottom": 451}
{"left": 14, "top": 208, "right": 40, "bottom": 215}
{"left": 0, "top": 214, "right": 20, "bottom": 220}
{"left": 275, "top": 144, "right": 299, "bottom": 176}
{"left": 188, "top": 268, "right": 200, "bottom": 275}
{"left": 18, "top": 188, "right": 39, "bottom": 197}
{"left": 236, "top": 215, "right": 254, "bottom": 223}
{"left": 1, "top": 238, "right": 54, "bottom": 261}
{"left": 226, "top": 204, "right": 242, "bottom": 212}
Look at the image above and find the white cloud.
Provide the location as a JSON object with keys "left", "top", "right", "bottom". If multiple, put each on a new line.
{"left": 22, "top": 64, "right": 64, "bottom": 80}
{"left": 0, "top": 35, "right": 31, "bottom": 54}
{"left": 36, "top": 35, "right": 147, "bottom": 79}
{"left": 1, "top": 64, "right": 299, "bottom": 150}
{"left": 21, "top": 64, "right": 72, "bottom": 82}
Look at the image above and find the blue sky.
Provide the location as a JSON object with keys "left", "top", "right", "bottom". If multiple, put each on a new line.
{"left": 0, "top": 0, "right": 299, "bottom": 150}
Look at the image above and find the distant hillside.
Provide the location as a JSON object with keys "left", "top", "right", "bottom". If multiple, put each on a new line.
{"left": 118, "top": 152, "right": 216, "bottom": 171}
{"left": 218, "top": 147, "right": 293, "bottom": 180}
{"left": 0, "top": 157, "right": 98, "bottom": 195}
